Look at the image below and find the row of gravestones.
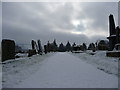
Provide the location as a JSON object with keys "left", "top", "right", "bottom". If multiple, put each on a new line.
{"left": 28, "top": 40, "right": 43, "bottom": 57}
{"left": 1, "top": 39, "right": 43, "bottom": 62}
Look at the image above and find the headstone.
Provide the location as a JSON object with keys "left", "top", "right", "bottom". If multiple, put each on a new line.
{"left": 2, "top": 39, "right": 15, "bottom": 61}
{"left": 28, "top": 49, "right": 36, "bottom": 57}
{"left": 44, "top": 45, "right": 47, "bottom": 54}
{"left": 37, "top": 40, "right": 42, "bottom": 55}
{"left": 31, "top": 40, "right": 35, "bottom": 50}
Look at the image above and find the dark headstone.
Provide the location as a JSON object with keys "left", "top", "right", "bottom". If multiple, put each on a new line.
{"left": 116, "top": 26, "right": 120, "bottom": 44}
{"left": 44, "top": 45, "right": 47, "bottom": 54}
{"left": 28, "top": 49, "right": 36, "bottom": 57}
{"left": 37, "top": 40, "right": 42, "bottom": 55}
{"left": 31, "top": 40, "right": 35, "bottom": 50}
{"left": 2, "top": 39, "right": 15, "bottom": 61}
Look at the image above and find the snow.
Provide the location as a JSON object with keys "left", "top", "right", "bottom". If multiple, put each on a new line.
{"left": 0, "top": 64, "right": 2, "bottom": 89}
{"left": 0, "top": 52, "right": 2, "bottom": 89}
{"left": 2, "top": 52, "right": 118, "bottom": 88}
{"left": 72, "top": 50, "right": 118, "bottom": 76}
{"left": 111, "top": 35, "right": 116, "bottom": 36}
{"left": 2, "top": 53, "right": 54, "bottom": 88}
{"left": 12, "top": 52, "right": 117, "bottom": 88}
{"left": 15, "top": 53, "right": 28, "bottom": 57}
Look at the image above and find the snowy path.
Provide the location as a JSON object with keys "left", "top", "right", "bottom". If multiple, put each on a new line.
{"left": 15, "top": 52, "right": 118, "bottom": 88}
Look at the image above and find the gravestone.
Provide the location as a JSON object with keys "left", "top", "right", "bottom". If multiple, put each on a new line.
{"left": 31, "top": 40, "right": 35, "bottom": 50}
{"left": 44, "top": 45, "right": 47, "bottom": 54}
{"left": 28, "top": 49, "right": 36, "bottom": 57}
{"left": 37, "top": 40, "right": 42, "bottom": 55}
{"left": 2, "top": 39, "right": 15, "bottom": 61}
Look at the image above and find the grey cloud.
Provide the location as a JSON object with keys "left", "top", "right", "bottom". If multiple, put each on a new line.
{"left": 77, "top": 2, "right": 118, "bottom": 32}
{"left": 76, "top": 24, "right": 86, "bottom": 32}
{"left": 2, "top": 2, "right": 118, "bottom": 46}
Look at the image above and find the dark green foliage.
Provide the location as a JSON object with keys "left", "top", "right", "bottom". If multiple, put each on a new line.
{"left": 82, "top": 43, "right": 87, "bottom": 51}
{"left": 2, "top": 39, "right": 15, "bottom": 61}
{"left": 88, "top": 43, "right": 96, "bottom": 52}
{"left": 15, "top": 45, "right": 22, "bottom": 53}
{"left": 53, "top": 39, "right": 58, "bottom": 52}
{"left": 47, "top": 41, "right": 51, "bottom": 52}
{"left": 71, "top": 42, "right": 76, "bottom": 51}
{"left": 65, "top": 41, "right": 71, "bottom": 52}
{"left": 58, "top": 43, "right": 65, "bottom": 52}
{"left": 73, "top": 46, "right": 80, "bottom": 51}
{"left": 98, "top": 40, "right": 108, "bottom": 50}
{"left": 72, "top": 42, "right": 76, "bottom": 47}
{"left": 46, "top": 40, "right": 58, "bottom": 52}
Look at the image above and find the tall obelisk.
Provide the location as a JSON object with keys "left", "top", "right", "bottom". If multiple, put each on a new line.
{"left": 109, "top": 14, "right": 116, "bottom": 36}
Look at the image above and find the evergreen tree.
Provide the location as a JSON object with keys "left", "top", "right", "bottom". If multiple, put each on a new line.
{"left": 47, "top": 41, "right": 50, "bottom": 52}
{"left": 88, "top": 43, "right": 95, "bottom": 52}
{"left": 71, "top": 42, "right": 76, "bottom": 51}
{"left": 82, "top": 43, "right": 87, "bottom": 51}
{"left": 66, "top": 41, "right": 71, "bottom": 51}
{"left": 72, "top": 42, "right": 76, "bottom": 47}
{"left": 91, "top": 43, "right": 96, "bottom": 52}
{"left": 53, "top": 39, "right": 58, "bottom": 52}
{"left": 59, "top": 43, "right": 65, "bottom": 52}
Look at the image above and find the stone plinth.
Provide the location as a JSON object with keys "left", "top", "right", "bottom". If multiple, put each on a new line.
{"left": 106, "top": 51, "right": 120, "bottom": 57}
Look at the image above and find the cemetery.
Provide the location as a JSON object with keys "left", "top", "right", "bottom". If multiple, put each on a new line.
{"left": 1, "top": 14, "right": 120, "bottom": 62}
{"left": 1, "top": 14, "right": 119, "bottom": 88}
{"left": 1, "top": 1, "right": 120, "bottom": 88}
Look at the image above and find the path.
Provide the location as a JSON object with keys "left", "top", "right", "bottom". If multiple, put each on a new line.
{"left": 14, "top": 52, "right": 118, "bottom": 88}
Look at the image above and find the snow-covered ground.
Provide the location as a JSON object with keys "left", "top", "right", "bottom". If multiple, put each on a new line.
{"left": 0, "top": 51, "right": 2, "bottom": 89}
{"left": 2, "top": 53, "right": 54, "bottom": 88}
{"left": 72, "top": 50, "right": 119, "bottom": 77}
{"left": 2, "top": 52, "right": 118, "bottom": 88}
{"left": 0, "top": 64, "right": 2, "bottom": 89}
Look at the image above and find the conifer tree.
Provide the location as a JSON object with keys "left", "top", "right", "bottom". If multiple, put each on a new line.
{"left": 66, "top": 41, "right": 71, "bottom": 51}
{"left": 53, "top": 39, "right": 58, "bottom": 52}
{"left": 82, "top": 43, "right": 87, "bottom": 51}
{"left": 59, "top": 43, "right": 65, "bottom": 52}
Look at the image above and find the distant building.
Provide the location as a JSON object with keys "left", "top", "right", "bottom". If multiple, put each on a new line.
{"left": 107, "top": 14, "right": 120, "bottom": 50}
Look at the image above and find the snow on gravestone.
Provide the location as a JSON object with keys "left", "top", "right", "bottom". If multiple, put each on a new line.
{"left": 2, "top": 39, "right": 15, "bottom": 62}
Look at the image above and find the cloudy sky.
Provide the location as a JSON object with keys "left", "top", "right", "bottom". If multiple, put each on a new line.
{"left": 2, "top": 2, "right": 118, "bottom": 48}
